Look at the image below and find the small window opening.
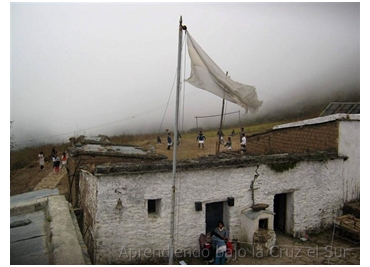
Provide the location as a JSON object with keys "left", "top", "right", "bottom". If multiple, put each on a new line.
{"left": 148, "top": 199, "right": 161, "bottom": 216}
{"left": 259, "top": 218, "right": 268, "bottom": 230}
{"left": 148, "top": 199, "right": 156, "bottom": 213}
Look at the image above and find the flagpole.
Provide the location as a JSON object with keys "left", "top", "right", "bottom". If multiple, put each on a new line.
{"left": 169, "top": 16, "right": 186, "bottom": 265}
{"left": 217, "top": 71, "right": 228, "bottom": 153}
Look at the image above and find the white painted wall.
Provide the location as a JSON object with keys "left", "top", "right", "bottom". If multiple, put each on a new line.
{"left": 240, "top": 209, "right": 274, "bottom": 244}
{"left": 77, "top": 114, "right": 360, "bottom": 264}
{"left": 80, "top": 158, "right": 348, "bottom": 264}
{"left": 79, "top": 170, "right": 98, "bottom": 224}
{"left": 338, "top": 117, "right": 360, "bottom": 202}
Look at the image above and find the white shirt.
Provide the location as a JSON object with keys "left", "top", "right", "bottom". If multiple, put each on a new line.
{"left": 241, "top": 136, "right": 246, "bottom": 145}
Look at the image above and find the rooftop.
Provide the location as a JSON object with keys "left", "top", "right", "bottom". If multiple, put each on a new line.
{"left": 320, "top": 102, "right": 360, "bottom": 117}
{"left": 92, "top": 151, "right": 344, "bottom": 175}
{"left": 273, "top": 113, "right": 359, "bottom": 130}
{"left": 10, "top": 189, "right": 91, "bottom": 264}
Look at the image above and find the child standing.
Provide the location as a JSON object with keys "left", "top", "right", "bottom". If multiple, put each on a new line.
{"left": 60, "top": 152, "right": 68, "bottom": 170}
{"left": 167, "top": 133, "right": 172, "bottom": 150}
{"left": 38, "top": 152, "right": 45, "bottom": 170}
{"left": 196, "top": 131, "right": 206, "bottom": 149}
{"left": 224, "top": 137, "right": 232, "bottom": 150}
{"left": 54, "top": 154, "right": 61, "bottom": 173}
{"left": 240, "top": 133, "right": 247, "bottom": 153}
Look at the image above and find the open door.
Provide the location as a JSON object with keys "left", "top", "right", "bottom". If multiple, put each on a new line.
{"left": 274, "top": 193, "right": 286, "bottom": 233}
{"left": 206, "top": 201, "right": 224, "bottom": 234}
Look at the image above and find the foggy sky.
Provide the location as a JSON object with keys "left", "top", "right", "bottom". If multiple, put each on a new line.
{"left": 9, "top": 2, "right": 360, "bottom": 148}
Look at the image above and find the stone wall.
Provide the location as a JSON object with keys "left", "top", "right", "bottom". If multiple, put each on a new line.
{"left": 246, "top": 121, "right": 339, "bottom": 155}
{"left": 338, "top": 119, "right": 360, "bottom": 201}
{"left": 79, "top": 171, "right": 99, "bottom": 263}
{"left": 76, "top": 115, "right": 360, "bottom": 264}
{"left": 80, "top": 158, "right": 347, "bottom": 264}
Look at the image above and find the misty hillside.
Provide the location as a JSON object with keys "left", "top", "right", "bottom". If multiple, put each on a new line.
{"left": 10, "top": 87, "right": 359, "bottom": 173}
{"left": 244, "top": 86, "right": 360, "bottom": 125}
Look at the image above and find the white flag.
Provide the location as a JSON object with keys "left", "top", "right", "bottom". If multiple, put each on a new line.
{"left": 186, "top": 32, "right": 263, "bottom": 114}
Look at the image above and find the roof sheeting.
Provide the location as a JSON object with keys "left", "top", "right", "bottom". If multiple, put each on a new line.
{"left": 273, "top": 114, "right": 360, "bottom": 130}
{"left": 320, "top": 102, "right": 360, "bottom": 117}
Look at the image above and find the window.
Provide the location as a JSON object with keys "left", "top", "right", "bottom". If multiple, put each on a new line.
{"left": 148, "top": 199, "right": 161, "bottom": 216}
{"left": 259, "top": 218, "right": 268, "bottom": 230}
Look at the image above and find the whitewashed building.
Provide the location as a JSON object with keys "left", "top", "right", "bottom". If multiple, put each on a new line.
{"left": 68, "top": 114, "right": 359, "bottom": 264}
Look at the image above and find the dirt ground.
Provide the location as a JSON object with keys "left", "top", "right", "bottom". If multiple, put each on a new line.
{"left": 177, "top": 229, "right": 360, "bottom": 265}
{"left": 9, "top": 133, "right": 232, "bottom": 197}
{"left": 10, "top": 160, "right": 69, "bottom": 197}
{"left": 9, "top": 129, "right": 245, "bottom": 197}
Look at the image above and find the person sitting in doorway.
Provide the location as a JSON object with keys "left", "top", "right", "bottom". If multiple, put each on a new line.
{"left": 212, "top": 234, "right": 226, "bottom": 265}
{"left": 213, "top": 221, "right": 233, "bottom": 263}
{"left": 214, "top": 221, "right": 229, "bottom": 241}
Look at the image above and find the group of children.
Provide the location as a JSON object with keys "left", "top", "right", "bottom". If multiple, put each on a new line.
{"left": 38, "top": 129, "right": 244, "bottom": 171}
{"left": 161, "top": 127, "right": 247, "bottom": 152}
{"left": 164, "top": 130, "right": 207, "bottom": 150}
{"left": 38, "top": 148, "right": 68, "bottom": 173}
{"left": 217, "top": 127, "right": 246, "bottom": 152}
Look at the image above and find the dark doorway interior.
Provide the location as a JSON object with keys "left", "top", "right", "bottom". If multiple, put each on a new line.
{"left": 274, "top": 193, "right": 287, "bottom": 233}
{"left": 259, "top": 218, "right": 268, "bottom": 230}
{"left": 206, "top": 201, "right": 224, "bottom": 234}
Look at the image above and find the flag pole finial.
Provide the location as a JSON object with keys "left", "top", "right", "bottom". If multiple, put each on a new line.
{"left": 179, "top": 16, "right": 187, "bottom": 30}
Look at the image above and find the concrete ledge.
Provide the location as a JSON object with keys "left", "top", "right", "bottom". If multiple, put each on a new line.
{"left": 10, "top": 189, "right": 59, "bottom": 216}
{"left": 10, "top": 198, "right": 48, "bottom": 216}
{"left": 47, "top": 195, "right": 90, "bottom": 264}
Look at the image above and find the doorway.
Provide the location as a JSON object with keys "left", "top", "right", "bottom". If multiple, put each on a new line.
{"left": 206, "top": 201, "right": 224, "bottom": 234}
{"left": 274, "top": 193, "right": 286, "bottom": 233}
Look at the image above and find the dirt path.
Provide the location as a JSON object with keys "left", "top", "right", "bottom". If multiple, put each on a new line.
{"left": 10, "top": 161, "right": 69, "bottom": 197}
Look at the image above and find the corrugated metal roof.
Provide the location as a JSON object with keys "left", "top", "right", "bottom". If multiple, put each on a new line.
{"left": 273, "top": 114, "right": 359, "bottom": 130}
{"left": 320, "top": 102, "right": 360, "bottom": 116}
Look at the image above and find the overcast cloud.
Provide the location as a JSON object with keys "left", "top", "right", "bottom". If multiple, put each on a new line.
{"left": 9, "top": 2, "right": 360, "bottom": 148}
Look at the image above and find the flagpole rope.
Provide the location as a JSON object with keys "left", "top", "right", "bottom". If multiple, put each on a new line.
{"left": 158, "top": 33, "right": 188, "bottom": 134}
{"left": 158, "top": 70, "right": 177, "bottom": 134}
